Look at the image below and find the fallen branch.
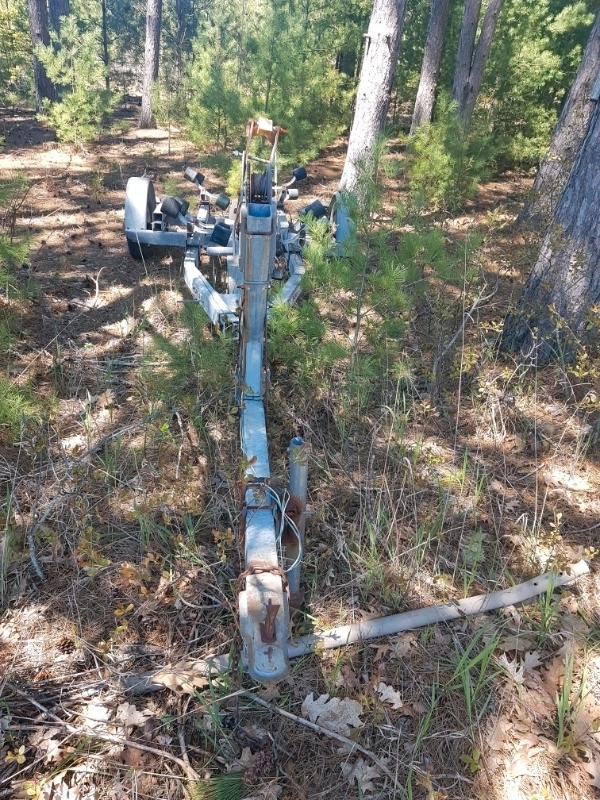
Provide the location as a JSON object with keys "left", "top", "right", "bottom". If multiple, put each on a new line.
{"left": 243, "top": 692, "right": 399, "bottom": 786}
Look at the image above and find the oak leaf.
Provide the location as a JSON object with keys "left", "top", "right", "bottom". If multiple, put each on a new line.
{"left": 341, "top": 757, "right": 382, "bottom": 794}
{"left": 301, "top": 693, "right": 363, "bottom": 737}
{"left": 115, "top": 702, "right": 150, "bottom": 730}
{"left": 375, "top": 682, "right": 404, "bottom": 710}
{"left": 498, "top": 653, "right": 524, "bottom": 684}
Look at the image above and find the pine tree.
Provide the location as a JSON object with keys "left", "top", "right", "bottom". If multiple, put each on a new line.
{"left": 37, "top": 16, "right": 118, "bottom": 142}
{"left": 340, "top": 0, "right": 408, "bottom": 194}
{"left": 139, "top": 0, "right": 162, "bottom": 128}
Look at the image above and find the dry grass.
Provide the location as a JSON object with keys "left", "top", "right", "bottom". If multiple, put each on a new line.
{"left": 1, "top": 108, "right": 600, "bottom": 800}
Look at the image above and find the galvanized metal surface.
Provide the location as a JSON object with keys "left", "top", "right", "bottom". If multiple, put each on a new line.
{"left": 124, "top": 120, "right": 322, "bottom": 682}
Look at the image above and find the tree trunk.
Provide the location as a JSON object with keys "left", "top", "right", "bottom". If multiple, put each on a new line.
{"left": 410, "top": 0, "right": 451, "bottom": 134}
{"left": 139, "top": 0, "right": 162, "bottom": 129}
{"left": 501, "top": 97, "right": 600, "bottom": 363}
{"left": 518, "top": 11, "right": 600, "bottom": 228}
{"left": 48, "top": 0, "right": 70, "bottom": 33}
{"left": 460, "top": 0, "right": 504, "bottom": 123}
{"left": 101, "top": 0, "right": 110, "bottom": 90}
{"left": 452, "top": 0, "right": 504, "bottom": 125}
{"left": 451, "top": 0, "right": 481, "bottom": 110}
{"left": 339, "top": 0, "right": 407, "bottom": 194}
{"left": 27, "top": 0, "right": 55, "bottom": 111}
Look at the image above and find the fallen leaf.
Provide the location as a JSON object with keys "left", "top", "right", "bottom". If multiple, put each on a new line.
{"left": 107, "top": 780, "right": 129, "bottom": 800}
{"left": 523, "top": 650, "right": 543, "bottom": 675}
{"left": 542, "top": 468, "right": 591, "bottom": 491}
{"left": 541, "top": 654, "right": 565, "bottom": 698}
{"left": 572, "top": 693, "right": 600, "bottom": 744}
{"left": 583, "top": 744, "right": 600, "bottom": 788}
{"left": 81, "top": 700, "right": 111, "bottom": 731}
{"left": 151, "top": 664, "right": 210, "bottom": 693}
{"left": 526, "top": 686, "right": 556, "bottom": 718}
{"left": 29, "top": 728, "right": 70, "bottom": 764}
{"left": 375, "top": 682, "right": 404, "bottom": 710}
{"left": 498, "top": 653, "right": 524, "bottom": 684}
{"left": 301, "top": 693, "right": 363, "bottom": 737}
{"left": 237, "top": 747, "right": 257, "bottom": 769}
{"left": 507, "top": 743, "right": 536, "bottom": 777}
{"left": 246, "top": 784, "right": 282, "bottom": 800}
{"left": 497, "top": 633, "right": 536, "bottom": 653}
{"left": 488, "top": 715, "right": 512, "bottom": 752}
{"left": 341, "top": 757, "right": 383, "bottom": 794}
{"left": 335, "top": 664, "right": 359, "bottom": 692}
{"left": 390, "top": 632, "right": 418, "bottom": 658}
{"left": 370, "top": 642, "right": 391, "bottom": 662}
{"left": 115, "top": 702, "right": 150, "bottom": 730}
{"left": 258, "top": 683, "right": 280, "bottom": 701}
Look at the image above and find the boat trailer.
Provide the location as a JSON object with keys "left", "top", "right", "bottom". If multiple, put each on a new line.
{"left": 125, "top": 118, "right": 348, "bottom": 682}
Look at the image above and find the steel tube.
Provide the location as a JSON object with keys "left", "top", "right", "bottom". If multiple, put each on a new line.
{"left": 126, "top": 561, "right": 590, "bottom": 692}
{"left": 286, "top": 437, "right": 309, "bottom": 598}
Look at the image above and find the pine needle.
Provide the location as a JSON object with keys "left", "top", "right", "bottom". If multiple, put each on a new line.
{"left": 189, "top": 771, "right": 246, "bottom": 800}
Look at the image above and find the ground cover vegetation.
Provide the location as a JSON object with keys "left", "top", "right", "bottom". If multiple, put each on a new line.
{"left": 2, "top": 0, "right": 600, "bottom": 799}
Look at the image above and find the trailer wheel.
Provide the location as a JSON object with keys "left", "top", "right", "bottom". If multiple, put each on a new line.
{"left": 125, "top": 177, "right": 157, "bottom": 260}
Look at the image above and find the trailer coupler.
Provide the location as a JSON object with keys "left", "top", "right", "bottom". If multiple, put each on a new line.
{"left": 238, "top": 481, "right": 290, "bottom": 682}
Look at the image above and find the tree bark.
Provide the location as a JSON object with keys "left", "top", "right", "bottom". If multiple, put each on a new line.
{"left": 451, "top": 0, "right": 481, "bottom": 111}
{"left": 339, "top": 0, "right": 407, "bottom": 194}
{"left": 101, "top": 0, "right": 110, "bottom": 90}
{"left": 518, "top": 11, "right": 600, "bottom": 228}
{"left": 501, "top": 97, "right": 600, "bottom": 363}
{"left": 460, "top": 0, "right": 504, "bottom": 123}
{"left": 451, "top": 0, "right": 504, "bottom": 125}
{"left": 139, "top": 0, "right": 162, "bottom": 129}
{"left": 27, "top": 0, "right": 55, "bottom": 110}
{"left": 410, "top": 0, "right": 451, "bottom": 134}
{"left": 48, "top": 0, "right": 70, "bottom": 33}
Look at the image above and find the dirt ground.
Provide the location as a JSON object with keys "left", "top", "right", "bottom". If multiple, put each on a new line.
{"left": 2, "top": 105, "right": 600, "bottom": 800}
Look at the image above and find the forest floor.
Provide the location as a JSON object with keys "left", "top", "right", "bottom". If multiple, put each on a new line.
{"left": 2, "top": 104, "right": 600, "bottom": 800}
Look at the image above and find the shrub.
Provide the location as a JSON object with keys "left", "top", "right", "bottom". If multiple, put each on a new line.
{"left": 406, "top": 96, "right": 494, "bottom": 212}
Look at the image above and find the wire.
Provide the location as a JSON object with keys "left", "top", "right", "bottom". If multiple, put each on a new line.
{"left": 264, "top": 485, "right": 303, "bottom": 574}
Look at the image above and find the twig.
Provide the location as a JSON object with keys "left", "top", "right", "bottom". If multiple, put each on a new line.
{"left": 173, "top": 409, "right": 185, "bottom": 481}
{"left": 178, "top": 695, "right": 193, "bottom": 773}
{"left": 243, "top": 692, "right": 397, "bottom": 784}
{"left": 90, "top": 266, "right": 105, "bottom": 308}
{"left": 431, "top": 283, "right": 497, "bottom": 391}
{"left": 4, "top": 683, "right": 200, "bottom": 784}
